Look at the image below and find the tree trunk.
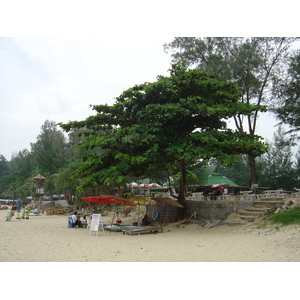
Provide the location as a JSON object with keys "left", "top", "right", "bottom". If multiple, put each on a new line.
{"left": 248, "top": 154, "right": 258, "bottom": 187}
{"left": 178, "top": 159, "right": 187, "bottom": 219}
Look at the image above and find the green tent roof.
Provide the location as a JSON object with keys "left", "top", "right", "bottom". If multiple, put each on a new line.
{"left": 196, "top": 166, "right": 240, "bottom": 187}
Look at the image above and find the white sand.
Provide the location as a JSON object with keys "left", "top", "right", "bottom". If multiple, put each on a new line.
{"left": 1, "top": 208, "right": 300, "bottom": 262}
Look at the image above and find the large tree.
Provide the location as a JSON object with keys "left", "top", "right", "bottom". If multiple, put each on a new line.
{"left": 256, "top": 126, "right": 297, "bottom": 190}
{"left": 272, "top": 50, "right": 300, "bottom": 137}
{"left": 164, "top": 37, "right": 299, "bottom": 186}
{"left": 61, "top": 63, "right": 266, "bottom": 212}
{"left": 30, "top": 120, "right": 68, "bottom": 175}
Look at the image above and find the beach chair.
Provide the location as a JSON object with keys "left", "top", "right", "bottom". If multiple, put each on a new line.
{"left": 68, "top": 217, "right": 73, "bottom": 228}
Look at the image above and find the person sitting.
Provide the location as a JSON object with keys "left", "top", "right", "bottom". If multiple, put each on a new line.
{"left": 76, "top": 214, "right": 83, "bottom": 227}
{"left": 72, "top": 212, "right": 82, "bottom": 227}
{"left": 142, "top": 214, "right": 151, "bottom": 226}
{"left": 115, "top": 215, "right": 123, "bottom": 224}
{"left": 210, "top": 186, "right": 224, "bottom": 200}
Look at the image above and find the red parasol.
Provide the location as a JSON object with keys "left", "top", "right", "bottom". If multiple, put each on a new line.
{"left": 82, "top": 195, "right": 136, "bottom": 232}
{"left": 82, "top": 195, "right": 119, "bottom": 205}
{"left": 108, "top": 197, "right": 136, "bottom": 231}
{"left": 139, "top": 183, "right": 150, "bottom": 188}
{"left": 82, "top": 195, "right": 136, "bottom": 206}
{"left": 149, "top": 183, "right": 161, "bottom": 188}
{"left": 110, "top": 197, "right": 136, "bottom": 207}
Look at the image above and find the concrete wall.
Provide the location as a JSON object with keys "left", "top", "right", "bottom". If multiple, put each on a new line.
{"left": 146, "top": 198, "right": 255, "bottom": 223}
{"left": 147, "top": 205, "right": 180, "bottom": 222}
{"left": 185, "top": 199, "right": 254, "bottom": 221}
{"left": 184, "top": 200, "right": 230, "bottom": 221}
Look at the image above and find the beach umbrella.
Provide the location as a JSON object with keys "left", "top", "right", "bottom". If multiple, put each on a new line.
{"left": 128, "top": 195, "right": 156, "bottom": 225}
{"left": 152, "top": 197, "right": 183, "bottom": 208}
{"left": 139, "top": 183, "right": 150, "bottom": 188}
{"left": 82, "top": 195, "right": 136, "bottom": 231}
{"left": 108, "top": 197, "right": 136, "bottom": 231}
{"left": 82, "top": 195, "right": 119, "bottom": 205}
{"left": 148, "top": 183, "right": 162, "bottom": 196}
{"left": 128, "top": 195, "right": 156, "bottom": 205}
{"left": 149, "top": 183, "right": 161, "bottom": 188}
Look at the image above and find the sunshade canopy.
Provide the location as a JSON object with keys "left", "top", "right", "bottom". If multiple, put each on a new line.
{"left": 151, "top": 197, "right": 183, "bottom": 208}
{"left": 128, "top": 195, "right": 156, "bottom": 205}
{"left": 82, "top": 195, "right": 136, "bottom": 206}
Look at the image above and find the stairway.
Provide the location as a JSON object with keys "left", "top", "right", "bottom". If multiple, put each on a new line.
{"left": 238, "top": 198, "right": 284, "bottom": 221}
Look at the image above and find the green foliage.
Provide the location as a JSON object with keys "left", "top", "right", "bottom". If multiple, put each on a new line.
{"left": 0, "top": 120, "right": 69, "bottom": 199}
{"left": 272, "top": 50, "right": 300, "bottom": 136}
{"left": 60, "top": 63, "right": 267, "bottom": 203}
{"left": 30, "top": 120, "right": 68, "bottom": 174}
{"left": 0, "top": 155, "right": 9, "bottom": 177}
{"left": 172, "top": 170, "right": 198, "bottom": 188}
{"left": 164, "top": 37, "right": 299, "bottom": 185}
{"left": 256, "top": 126, "right": 297, "bottom": 190}
{"left": 217, "top": 155, "right": 250, "bottom": 187}
{"left": 265, "top": 207, "right": 300, "bottom": 225}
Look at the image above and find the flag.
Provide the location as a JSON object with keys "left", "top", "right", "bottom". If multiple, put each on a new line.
{"left": 36, "top": 166, "right": 39, "bottom": 174}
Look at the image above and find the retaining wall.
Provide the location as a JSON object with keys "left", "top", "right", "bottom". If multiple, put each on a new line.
{"left": 184, "top": 199, "right": 254, "bottom": 221}
{"left": 147, "top": 198, "right": 254, "bottom": 222}
{"left": 147, "top": 205, "right": 179, "bottom": 223}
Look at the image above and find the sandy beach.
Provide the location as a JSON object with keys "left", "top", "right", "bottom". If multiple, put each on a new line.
{"left": 1, "top": 207, "right": 300, "bottom": 262}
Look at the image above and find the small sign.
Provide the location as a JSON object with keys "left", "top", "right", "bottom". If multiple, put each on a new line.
{"left": 90, "top": 214, "right": 104, "bottom": 236}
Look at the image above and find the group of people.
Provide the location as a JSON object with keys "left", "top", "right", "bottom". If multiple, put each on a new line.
{"left": 71, "top": 211, "right": 152, "bottom": 228}
{"left": 202, "top": 185, "right": 228, "bottom": 200}
{"left": 71, "top": 212, "right": 87, "bottom": 228}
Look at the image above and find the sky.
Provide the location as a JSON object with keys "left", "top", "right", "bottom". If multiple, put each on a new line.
{"left": 1, "top": 2, "right": 300, "bottom": 161}
{"left": 0, "top": 37, "right": 298, "bottom": 160}
{"left": 2, "top": 0, "right": 299, "bottom": 292}
{"left": 0, "top": 37, "right": 174, "bottom": 159}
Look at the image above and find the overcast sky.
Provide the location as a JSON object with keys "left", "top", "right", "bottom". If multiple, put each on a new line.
{"left": 0, "top": 37, "right": 176, "bottom": 159}
{"left": 0, "top": 36, "right": 296, "bottom": 160}
{"left": 1, "top": 2, "right": 299, "bottom": 160}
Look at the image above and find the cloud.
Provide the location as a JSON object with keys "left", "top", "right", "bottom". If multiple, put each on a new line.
{"left": 0, "top": 37, "right": 173, "bottom": 159}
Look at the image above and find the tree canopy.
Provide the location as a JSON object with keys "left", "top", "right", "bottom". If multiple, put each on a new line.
{"left": 60, "top": 63, "right": 267, "bottom": 206}
{"left": 256, "top": 126, "right": 297, "bottom": 190}
{"left": 272, "top": 50, "right": 300, "bottom": 137}
{"left": 164, "top": 37, "right": 299, "bottom": 185}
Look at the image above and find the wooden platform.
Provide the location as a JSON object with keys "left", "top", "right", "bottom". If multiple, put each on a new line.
{"left": 122, "top": 226, "right": 163, "bottom": 235}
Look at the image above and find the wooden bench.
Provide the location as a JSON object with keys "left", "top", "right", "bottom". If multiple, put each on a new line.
{"left": 122, "top": 226, "right": 163, "bottom": 235}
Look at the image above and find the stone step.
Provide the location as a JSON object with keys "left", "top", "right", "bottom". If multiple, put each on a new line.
{"left": 245, "top": 206, "right": 271, "bottom": 212}
{"left": 238, "top": 210, "right": 265, "bottom": 216}
{"left": 255, "top": 197, "right": 284, "bottom": 202}
{"left": 238, "top": 215, "right": 257, "bottom": 221}
{"left": 254, "top": 200, "right": 284, "bottom": 208}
